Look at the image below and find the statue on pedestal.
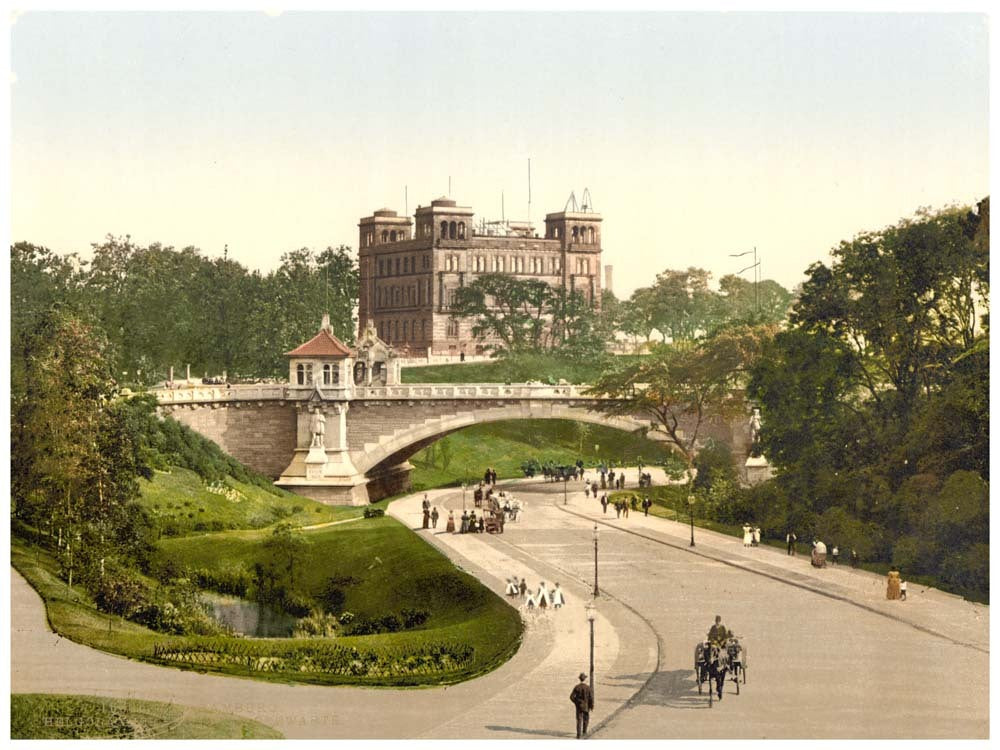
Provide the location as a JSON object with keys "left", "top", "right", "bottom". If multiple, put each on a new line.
{"left": 310, "top": 407, "right": 326, "bottom": 449}
{"left": 748, "top": 406, "right": 763, "bottom": 457}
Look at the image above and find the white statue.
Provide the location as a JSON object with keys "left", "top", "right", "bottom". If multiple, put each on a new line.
{"left": 749, "top": 407, "right": 762, "bottom": 445}
{"left": 310, "top": 407, "right": 326, "bottom": 449}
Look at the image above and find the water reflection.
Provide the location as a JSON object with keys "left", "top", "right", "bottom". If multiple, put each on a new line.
{"left": 200, "top": 591, "right": 299, "bottom": 637}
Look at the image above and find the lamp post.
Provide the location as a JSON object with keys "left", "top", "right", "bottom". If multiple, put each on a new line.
{"left": 563, "top": 470, "right": 569, "bottom": 505}
{"left": 688, "top": 494, "right": 696, "bottom": 547}
{"left": 592, "top": 524, "right": 600, "bottom": 597}
{"left": 462, "top": 483, "right": 467, "bottom": 512}
{"left": 586, "top": 600, "right": 596, "bottom": 701}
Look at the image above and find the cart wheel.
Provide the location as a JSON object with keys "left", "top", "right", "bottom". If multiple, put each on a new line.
{"left": 735, "top": 669, "right": 740, "bottom": 695}
{"left": 708, "top": 682, "right": 713, "bottom": 707}
{"left": 697, "top": 669, "right": 703, "bottom": 695}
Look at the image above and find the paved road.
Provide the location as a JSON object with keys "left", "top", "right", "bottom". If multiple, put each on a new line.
{"left": 11, "top": 470, "right": 988, "bottom": 738}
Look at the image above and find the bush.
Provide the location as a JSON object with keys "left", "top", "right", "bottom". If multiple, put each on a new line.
{"left": 293, "top": 609, "right": 340, "bottom": 638}
{"left": 401, "top": 608, "right": 430, "bottom": 629}
{"left": 363, "top": 508, "right": 385, "bottom": 519}
{"left": 94, "top": 569, "right": 149, "bottom": 618}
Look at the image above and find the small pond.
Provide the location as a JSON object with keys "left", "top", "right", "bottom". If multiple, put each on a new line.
{"left": 200, "top": 591, "right": 300, "bottom": 638}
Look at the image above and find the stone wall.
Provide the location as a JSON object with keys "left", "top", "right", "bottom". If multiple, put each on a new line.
{"left": 162, "top": 402, "right": 298, "bottom": 479}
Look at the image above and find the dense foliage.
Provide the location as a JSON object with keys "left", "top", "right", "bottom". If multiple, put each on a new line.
{"left": 747, "top": 203, "right": 989, "bottom": 599}
{"left": 11, "top": 237, "right": 358, "bottom": 388}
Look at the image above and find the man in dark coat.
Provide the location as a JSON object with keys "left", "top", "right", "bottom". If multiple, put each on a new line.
{"left": 570, "top": 672, "right": 594, "bottom": 739}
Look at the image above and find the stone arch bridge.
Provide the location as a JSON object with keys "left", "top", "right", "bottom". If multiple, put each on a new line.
{"left": 156, "top": 382, "right": 749, "bottom": 504}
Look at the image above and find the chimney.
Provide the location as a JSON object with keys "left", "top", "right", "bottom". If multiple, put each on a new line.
{"left": 604, "top": 265, "right": 614, "bottom": 296}
{"left": 321, "top": 313, "right": 332, "bottom": 333}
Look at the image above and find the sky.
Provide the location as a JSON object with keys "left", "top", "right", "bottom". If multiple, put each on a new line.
{"left": 9, "top": 11, "right": 990, "bottom": 298}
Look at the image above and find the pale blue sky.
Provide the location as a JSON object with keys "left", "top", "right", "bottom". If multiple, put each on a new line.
{"left": 10, "top": 12, "right": 989, "bottom": 296}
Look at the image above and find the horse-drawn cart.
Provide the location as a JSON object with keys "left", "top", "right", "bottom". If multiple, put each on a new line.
{"left": 695, "top": 636, "right": 747, "bottom": 706}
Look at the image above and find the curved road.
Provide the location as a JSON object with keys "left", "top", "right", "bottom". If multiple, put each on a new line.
{"left": 11, "top": 471, "right": 988, "bottom": 738}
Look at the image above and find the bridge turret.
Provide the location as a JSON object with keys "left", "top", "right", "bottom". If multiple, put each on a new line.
{"left": 285, "top": 315, "right": 355, "bottom": 393}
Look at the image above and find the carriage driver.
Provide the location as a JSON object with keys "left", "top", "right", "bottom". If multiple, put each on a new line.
{"left": 707, "top": 615, "right": 730, "bottom": 646}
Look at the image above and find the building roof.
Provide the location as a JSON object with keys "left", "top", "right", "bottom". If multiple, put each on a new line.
{"left": 285, "top": 329, "right": 354, "bottom": 358}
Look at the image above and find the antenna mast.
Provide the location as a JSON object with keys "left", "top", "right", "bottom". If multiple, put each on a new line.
{"left": 527, "top": 158, "right": 532, "bottom": 226}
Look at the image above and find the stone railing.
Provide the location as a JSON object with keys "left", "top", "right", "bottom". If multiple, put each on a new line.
{"left": 152, "top": 382, "right": 603, "bottom": 404}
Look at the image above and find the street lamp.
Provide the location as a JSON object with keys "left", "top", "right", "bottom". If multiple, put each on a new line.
{"left": 592, "top": 524, "right": 600, "bottom": 597}
{"left": 563, "top": 470, "right": 569, "bottom": 505}
{"left": 586, "top": 600, "right": 596, "bottom": 701}
{"left": 461, "top": 483, "right": 467, "bottom": 512}
{"left": 688, "top": 494, "right": 696, "bottom": 547}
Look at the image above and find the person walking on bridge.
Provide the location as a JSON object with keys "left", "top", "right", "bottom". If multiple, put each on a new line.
{"left": 570, "top": 672, "right": 594, "bottom": 739}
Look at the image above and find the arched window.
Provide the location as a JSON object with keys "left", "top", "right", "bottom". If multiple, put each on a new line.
{"left": 304, "top": 364, "right": 313, "bottom": 385}
{"left": 589, "top": 227, "right": 596, "bottom": 244}
{"left": 382, "top": 230, "right": 389, "bottom": 243}
{"left": 449, "top": 221, "right": 457, "bottom": 239}
{"left": 354, "top": 361, "right": 367, "bottom": 385}
{"left": 572, "top": 226, "right": 579, "bottom": 241}
{"left": 440, "top": 221, "right": 448, "bottom": 237}
{"left": 323, "top": 363, "right": 332, "bottom": 385}
{"left": 458, "top": 221, "right": 466, "bottom": 239}
{"left": 296, "top": 363, "right": 305, "bottom": 385}
{"left": 390, "top": 230, "right": 397, "bottom": 242}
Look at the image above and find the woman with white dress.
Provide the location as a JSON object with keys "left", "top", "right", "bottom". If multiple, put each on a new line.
{"left": 551, "top": 583, "right": 566, "bottom": 608}
{"left": 742, "top": 524, "right": 753, "bottom": 547}
{"left": 505, "top": 578, "right": 519, "bottom": 597}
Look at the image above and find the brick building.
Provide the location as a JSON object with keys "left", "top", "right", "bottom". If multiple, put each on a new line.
{"left": 357, "top": 197, "right": 604, "bottom": 355}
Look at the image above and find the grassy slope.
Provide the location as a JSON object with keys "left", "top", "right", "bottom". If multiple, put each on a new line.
{"left": 136, "top": 467, "right": 357, "bottom": 535}
{"left": 13, "top": 517, "right": 521, "bottom": 686}
{"left": 411, "top": 419, "right": 678, "bottom": 490}
{"left": 11, "top": 694, "right": 283, "bottom": 739}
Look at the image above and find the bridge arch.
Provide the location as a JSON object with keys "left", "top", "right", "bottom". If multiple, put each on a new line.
{"left": 352, "top": 401, "right": 672, "bottom": 478}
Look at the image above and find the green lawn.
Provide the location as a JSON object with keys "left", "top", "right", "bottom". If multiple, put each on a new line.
{"left": 11, "top": 694, "right": 283, "bottom": 739}
{"left": 136, "top": 467, "right": 357, "bottom": 536}
{"left": 411, "top": 419, "right": 681, "bottom": 490}
{"left": 13, "top": 515, "right": 522, "bottom": 687}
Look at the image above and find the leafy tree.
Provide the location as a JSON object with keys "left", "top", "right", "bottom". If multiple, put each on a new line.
{"left": 451, "top": 274, "right": 554, "bottom": 354}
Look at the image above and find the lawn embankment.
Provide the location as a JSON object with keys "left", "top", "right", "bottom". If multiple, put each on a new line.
{"left": 13, "top": 515, "right": 522, "bottom": 687}
{"left": 136, "top": 467, "right": 355, "bottom": 536}
{"left": 411, "top": 419, "right": 679, "bottom": 489}
{"left": 11, "top": 694, "right": 283, "bottom": 739}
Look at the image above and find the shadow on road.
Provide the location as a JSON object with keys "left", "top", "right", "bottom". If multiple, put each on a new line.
{"left": 485, "top": 725, "right": 575, "bottom": 738}
{"left": 613, "top": 669, "right": 711, "bottom": 710}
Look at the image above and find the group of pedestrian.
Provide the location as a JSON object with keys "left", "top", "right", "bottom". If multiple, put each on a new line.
{"left": 458, "top": 509, "right": 488, "bottom": 534}
{"left": 483, "top": 467, "right": 498, "bottom": 485}
{"left": 786, "top": 529, "right": 860, "bottom": 568}
{"left": 741, "top": 523, "right": 761, "bottom": 547}
{"left": 421, "top": 496, "right": 440, "bottom": 529}
{"left": 505, "top": 578, "right": 566, "bottom": 610}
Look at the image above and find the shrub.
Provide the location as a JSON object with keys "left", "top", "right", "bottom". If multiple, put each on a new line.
{"left": 401, "top": 608, "right": 430, "bottom": 629}
{"left": 94, "top": 569, "right": 149, "bottom": 618}
{"left": 363, "top": 507, "right": 385, "bottom": 519}
{"left": 293, "top": 609, "right": 340, "bottom": 638}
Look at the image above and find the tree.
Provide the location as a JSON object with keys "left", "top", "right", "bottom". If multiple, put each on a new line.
{"left": 11, "top": 310, "right": 148, "bottom": 587}
{"left": 716, "top": 275, "right": 794, "bottom": 327}
{"left": 587, "top": 329, "right": 766, "bottom": 475}
{"left": 451, "top": 274, "right": 554, "bottom": 354}
{"left": 262, "top": 522, "right": 311, "bottom": 590}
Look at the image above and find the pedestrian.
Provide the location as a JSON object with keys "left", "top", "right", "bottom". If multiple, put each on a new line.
{"left": 630, "top": 496, "right": 638, "bottom": 512}
{"left": 786, "top": 531, "right": 797, "bottom": 556}
{"left": 900, "top": 579, "right": 908, "bottom": 601}
{"left": 643, "top": 496, "right": 651, "bottom": 516}
{"left": 585, "top": 484, "right": 591, "bottom": 499}
{"left": 601, "top": 495, "right": 608, "bottom": 515}
{"left": 615, "top": 501, "right": 622, "bottom": 519}
{"left": 505, "top": 578, "right": 519, "bottom": 597}
{"left": 623, "top": 501, "right": 629, "bottom": 518}
{"left": 422, "top": 507, "right": 430, "bottom": 529}
{"left": 570, "top": 672, "right": 594, "bottom": 739}
{"left": 552, "top": 582, "right": 566, "bottom": 608}
{"left": 478, "top": 516, "right": 485, "bottom": 533}
{"left": 446, "top": 511, "right": 456, "bottom": 533}
{"left": 850, "top": 548, "right": 860, "bottom": 568}
{"left": 519, "top": 578, "right": 528, "bottom": 598}
{"left": 592, "top": 481, "right": 599, "bottom": 497}
{"left": 422, "top": 494, "right": 430, "bottom": 512}
{"left": 743, "top": 524, "right": 752, "bottom": 547}
{"left": 431, "top": 506, "right": 439, "bottom": 529}
{"left": 752, "top": 526, "right": 761, "bottom": 547}
{"left": 831, "top": 545, "right": 840, "bottom": 565}
{"left": 460, "top": 510, "right": 469, "bottom": 534}
{"left": 536, "top": 581, "right": 551, "bottom": 608}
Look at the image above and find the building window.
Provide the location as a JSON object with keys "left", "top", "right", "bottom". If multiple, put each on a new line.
{"left": 403, "top": 257, "right": 409, "bottom": 273}
{"left": 403, "top": 320, "right": 409, "bottom": 340}
{"left": 440, "top": 221, "right": 448, "bottom": 238}
{"left": 390, "top": 230, "right": 397, "bottom": 242}
{"left": 296, "top": 363, "right": 305, "bottom": 385}
{"left": 354, "top": 361, "right": 367, "bottom": 385}
{"left": 447, "top": 318, "right": 459, "bottom": 337}
{"left": 378, "top": 259, "right": 384, "bottom": 276}
{"left": 449, "top": 221, "right": 457, "bottom": 240}
{"left": 382, "top": 230, "right": 388, "bottom": 243}
{"left": 323, "top": 363, "right": 332, "bottom": 385}
{"left": 589, "top": 227, "right": 596, "bottom": 244}
{"left": 458, "top": 221, "right": 466, "bottom": 239}
{"left": 395, "top": 258, "right": 400, "bottom": 275}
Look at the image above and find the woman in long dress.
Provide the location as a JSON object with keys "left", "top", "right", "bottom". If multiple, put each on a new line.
{"left": 505, "top": 578, "right": 519, "bottom": 597}
{"left": 535, "top": 581, "right": 551, "bottom": 608}
{"left": 752, "top": 526, "right": 761, "bottom": 547}
{"left": 742, "top": 524, "right": 752, "bottom": 547}
{"left": 446, "top": 511, "right": 456, "bottom": 533}
{"left": 551, "top": 583, "right": 566, "bottom": 608}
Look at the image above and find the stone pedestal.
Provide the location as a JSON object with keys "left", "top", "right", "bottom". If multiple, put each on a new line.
{"left": 744, "top": 454, "right": 775, "bottom": 485}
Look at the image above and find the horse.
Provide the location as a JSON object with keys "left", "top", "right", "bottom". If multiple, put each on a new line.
{"left": 694, "top": 641, "right": 731, "bottom": 705}
{"left": 725, "top": 636, "right": 747, "bottom": 691}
